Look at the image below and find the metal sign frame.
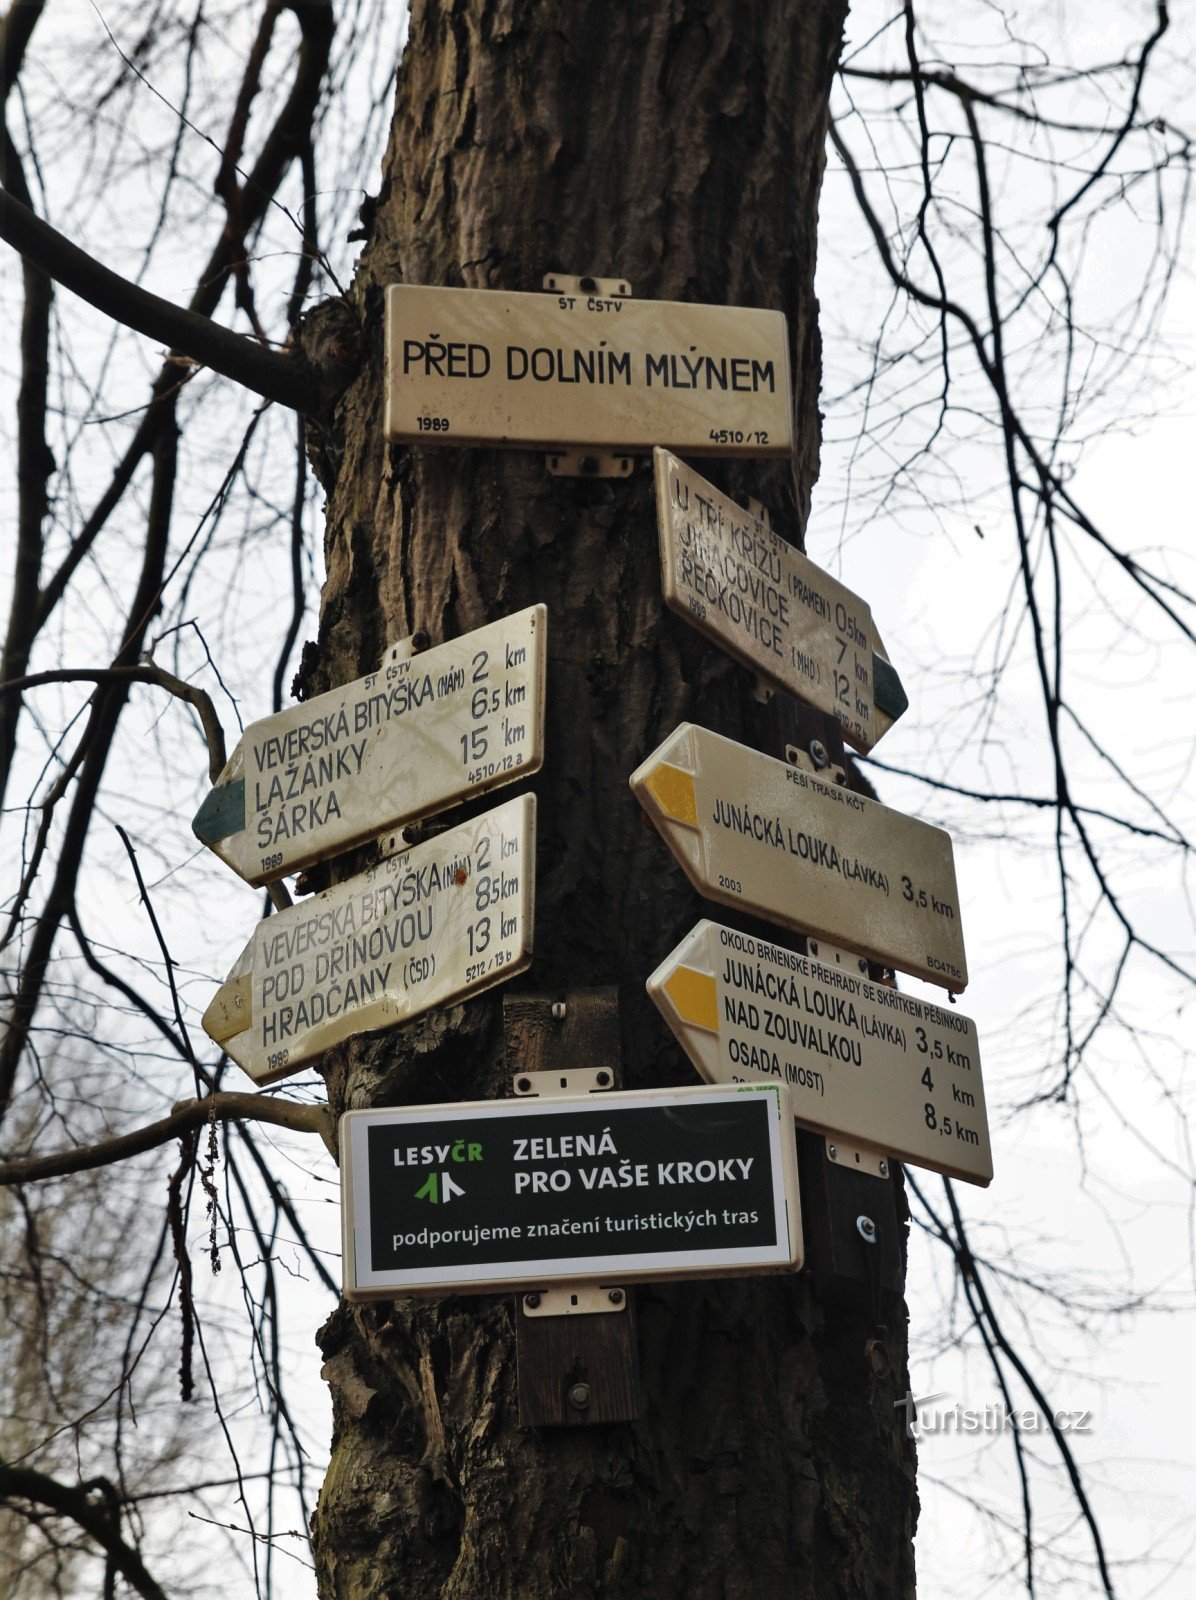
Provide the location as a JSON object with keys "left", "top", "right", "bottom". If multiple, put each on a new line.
{"left": 653, "top": 449, "right": 907, "bottom": 751}
{"left": 630, "top": 722, "right": 969, "bottom": 991}
{"left": 194, "top": 606, "right": 547, "bottom": 887}
{"left": 385, "top": 284, "right": 794, "bottom": 458}
{"left": 340, "top": 1082, "right": 803, "bottom": 1298}
{"left": 648, "top": 919, "right": 992, "bottom": 1185}
{"left": 202, "top": 793, "right": 536, "bottom": 1084}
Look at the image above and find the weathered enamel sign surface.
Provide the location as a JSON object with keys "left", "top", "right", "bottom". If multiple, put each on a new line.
{"left": 341, "top": 1082, "right": 802, "bottom": 1297}
{"left": 654, "top": 450, "right": 906, "bottom": 751}
{"left": 202, "top": 795, "right": 535, "bottom": 1084}
{"left": 193, "top": 607, "right": 546, "bottom": 886}
{"left": 385, "top": 285, "right": 793, "bottom": 457}
{"left": 649, "top": 921, "right": 991, "bottom": 1184}
{"left": 630, "top": 723, "right": 968, "bottom": 991}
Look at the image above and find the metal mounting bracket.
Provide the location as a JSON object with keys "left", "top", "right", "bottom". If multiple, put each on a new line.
{"left": 542, "top": 273, "right": 631, "bottom": 299}
{"left": 520, "top": 1285, "right": 628, "bottom": 1318}
{"left": 511, "top": 1070, "right": 623, "bottom": 1316}
{"left": 804, "top": 939, "right": 870, "bottom": 976}
{"left": 542, "top": 275, "right": 635, "bottom": 478}
{"left": 785, "top": 740, "right": 847, "bottom": 787}
{"left": 825, "top": 1137, "right": 890, "bottom": 1181}
{"left": 504, "top": 988, "right": 640, "bottom": 1427}
{"left": 512, "top": 1066, "right": 614, "bottom": 1098}
{"left": 378, "top": 634, "right": 421, "bottom": 671}
{"left": 546, "top": 448, "right": 634, "bottom": 479}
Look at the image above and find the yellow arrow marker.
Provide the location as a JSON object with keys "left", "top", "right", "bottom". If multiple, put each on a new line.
{"left": 663, "top": 966, "right": 718, "bottom": 1033}
{"left": 203, "top": 973, "right": 252, "bottom": 1046}
{"left": 642, "top": 761, "right": 698, "bottom": 826}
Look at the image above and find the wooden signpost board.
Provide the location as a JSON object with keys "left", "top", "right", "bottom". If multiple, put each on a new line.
{"left": 202, "top": 794, "right": 535, "bottom": 1084}
{"left": 340, "top": 1082, "right": 801, "bottom": 1298}
{"left": 654, "top": 450, "right": 906, "bottom": 752}
{"left": 385, "top": 285, "right": 793, "bottom": 457}
{"left": 193, "top": 607, "right": 546, "bottom": 886}
{"left": 649, "top": 920, "right": 991, "bottom": 1185}
{"left": 630, "top": 723, "right": 968, "bottom": 991}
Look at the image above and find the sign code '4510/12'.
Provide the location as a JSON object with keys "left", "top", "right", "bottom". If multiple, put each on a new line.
{"left": 201, "top": 795, "right": 535, "bottom": 1085}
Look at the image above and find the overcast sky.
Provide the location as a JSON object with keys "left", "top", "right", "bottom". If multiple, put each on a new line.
{"left": 1, "top": 2, "right": 1192, "bottom": 1597}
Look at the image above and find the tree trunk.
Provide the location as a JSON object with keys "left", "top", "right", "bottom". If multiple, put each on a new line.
{"left": 309, "top": 2, "right": 918, "bottom": 1595}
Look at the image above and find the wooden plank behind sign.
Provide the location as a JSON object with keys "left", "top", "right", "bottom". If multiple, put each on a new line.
{"left": 201, "top": 794, "right": 535, "bottom": 1084}
{"left": 654, "top": 450, "right": 907, "bottom": 752}
{"left": 505, "top": 988, "right": 640, "bottom": 1429}
{"left": 630, "top": 723, "right": 968, "bottom": 990}
{"left": 649, "top": 920, "right": 991, "bottom": 1184}
{"left": 340, "top": 1083, "right": 801, "bottom": 1297}
{"left": 385, "top": 285, "right": 793, "bottom": 457}
{"left": 193, "top": 607, "right": 546, "bottom": 886}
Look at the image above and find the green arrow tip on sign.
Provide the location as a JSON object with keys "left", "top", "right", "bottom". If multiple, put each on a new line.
{"left": 872, "top": 654, "right": 909, "bottom": 722}
{"left": 192, "top": 777, "right": 246, "bottom": 845}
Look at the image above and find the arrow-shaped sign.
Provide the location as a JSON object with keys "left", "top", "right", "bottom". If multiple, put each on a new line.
{"left": 654, "top": 449, "right": 906, "bottom": 752}
{"left": 649, "top": 920, "right": 991, "bottom": 1185}
{"left": 193, "top": 606, "right": 546, "bottom": 887}
{"left": 630, "top": 723, "right": 968, "bottom": 991}
{"left": 202, "top": 794, "right": 535, "bottom": 1085}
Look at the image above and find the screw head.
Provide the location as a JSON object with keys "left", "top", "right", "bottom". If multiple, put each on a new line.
{"left": 809, "top": 940, "right": 819, "bottom": 956}
{"left": 524, "top": 1292, "right": 540, "bottom": 1309}
{"left": 809, "top": 738, "right": 829, "bottom": 768}
{"left": 608, "top": 1288, "right": 624, "bottom": 1305}
{"left": 516, "top": 1076, "right": 532, "bottom": 1093}
{"left": 879, "top": 1160, "right": 889, "bottom": 1178}
{"left": 858, "top": 958, "right": 869, "bottom": 973}
{"left": 551, "top": 1001, "right": 567, "bottom": 1021}
{"left": 596, "top": 1070, "right": 611, "bottom": 1087}
{"left": 828, "top": 1143, "right": 838, "bottom": 1160}
{"left": 567, "top": 1382, "right": 591, "bottom": 1410}
{"left": 856, "top": 1214, "right": 876, "bottom": 1243}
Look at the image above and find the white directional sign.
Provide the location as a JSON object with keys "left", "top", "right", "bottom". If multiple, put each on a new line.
{"left": 385, "top": 284, "right": 793, "bottom": 457}
{"left": 654, "top": 450, "right": 907, "bottom": 752}
{"left": 193, "top": 607, "right": 546, "bottom": 887}
{"left": 649, "top": 921, "right": 991, "bottom": 1185}
{"left": 202, "top": 794, "right": 535, "bottom": 1085}
{"left": 631, "top": 723, "right": 968, "bottom": 991}
{"left": 341, "top": 1082, "right": 802, "bottom": 1298}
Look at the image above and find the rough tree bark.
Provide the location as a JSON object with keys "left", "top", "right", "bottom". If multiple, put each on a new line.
{"left": 308, "top": 3, "right": 918, "bottom": 1596}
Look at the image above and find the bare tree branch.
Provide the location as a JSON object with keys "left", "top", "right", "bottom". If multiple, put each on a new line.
{"left": 0, "top": 189, "right": 320, "bottom": 413}
{"left": 0, "top": 1463, "right": 170, "bottom": 1600}
{"left": 0, "top": 1093, "right": 335, "bottom": 1185}
{"left": 1, "top": 666, "right": 227, "bottom": 780}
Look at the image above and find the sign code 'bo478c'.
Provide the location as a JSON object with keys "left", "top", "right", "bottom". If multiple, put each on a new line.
{"left": 193, "top": 606, "right": 546, "bottom": 886}
{"left": 631, "top": 723, "right": 969, "bottom": 991}
{"left": 654, "top": 450, "right": 907, "bottom": 753}
{"left": 649, "top": 920, "right": 992, "bottom": 1185}
{"left": 385, "top": 284, "right": 793, "bottom": 458}
{"left": 201, "top": 794, "right": 535, "bottom": 1085}
{"left": 341, "top": 1083, "right": 801, "bottom": 1297}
